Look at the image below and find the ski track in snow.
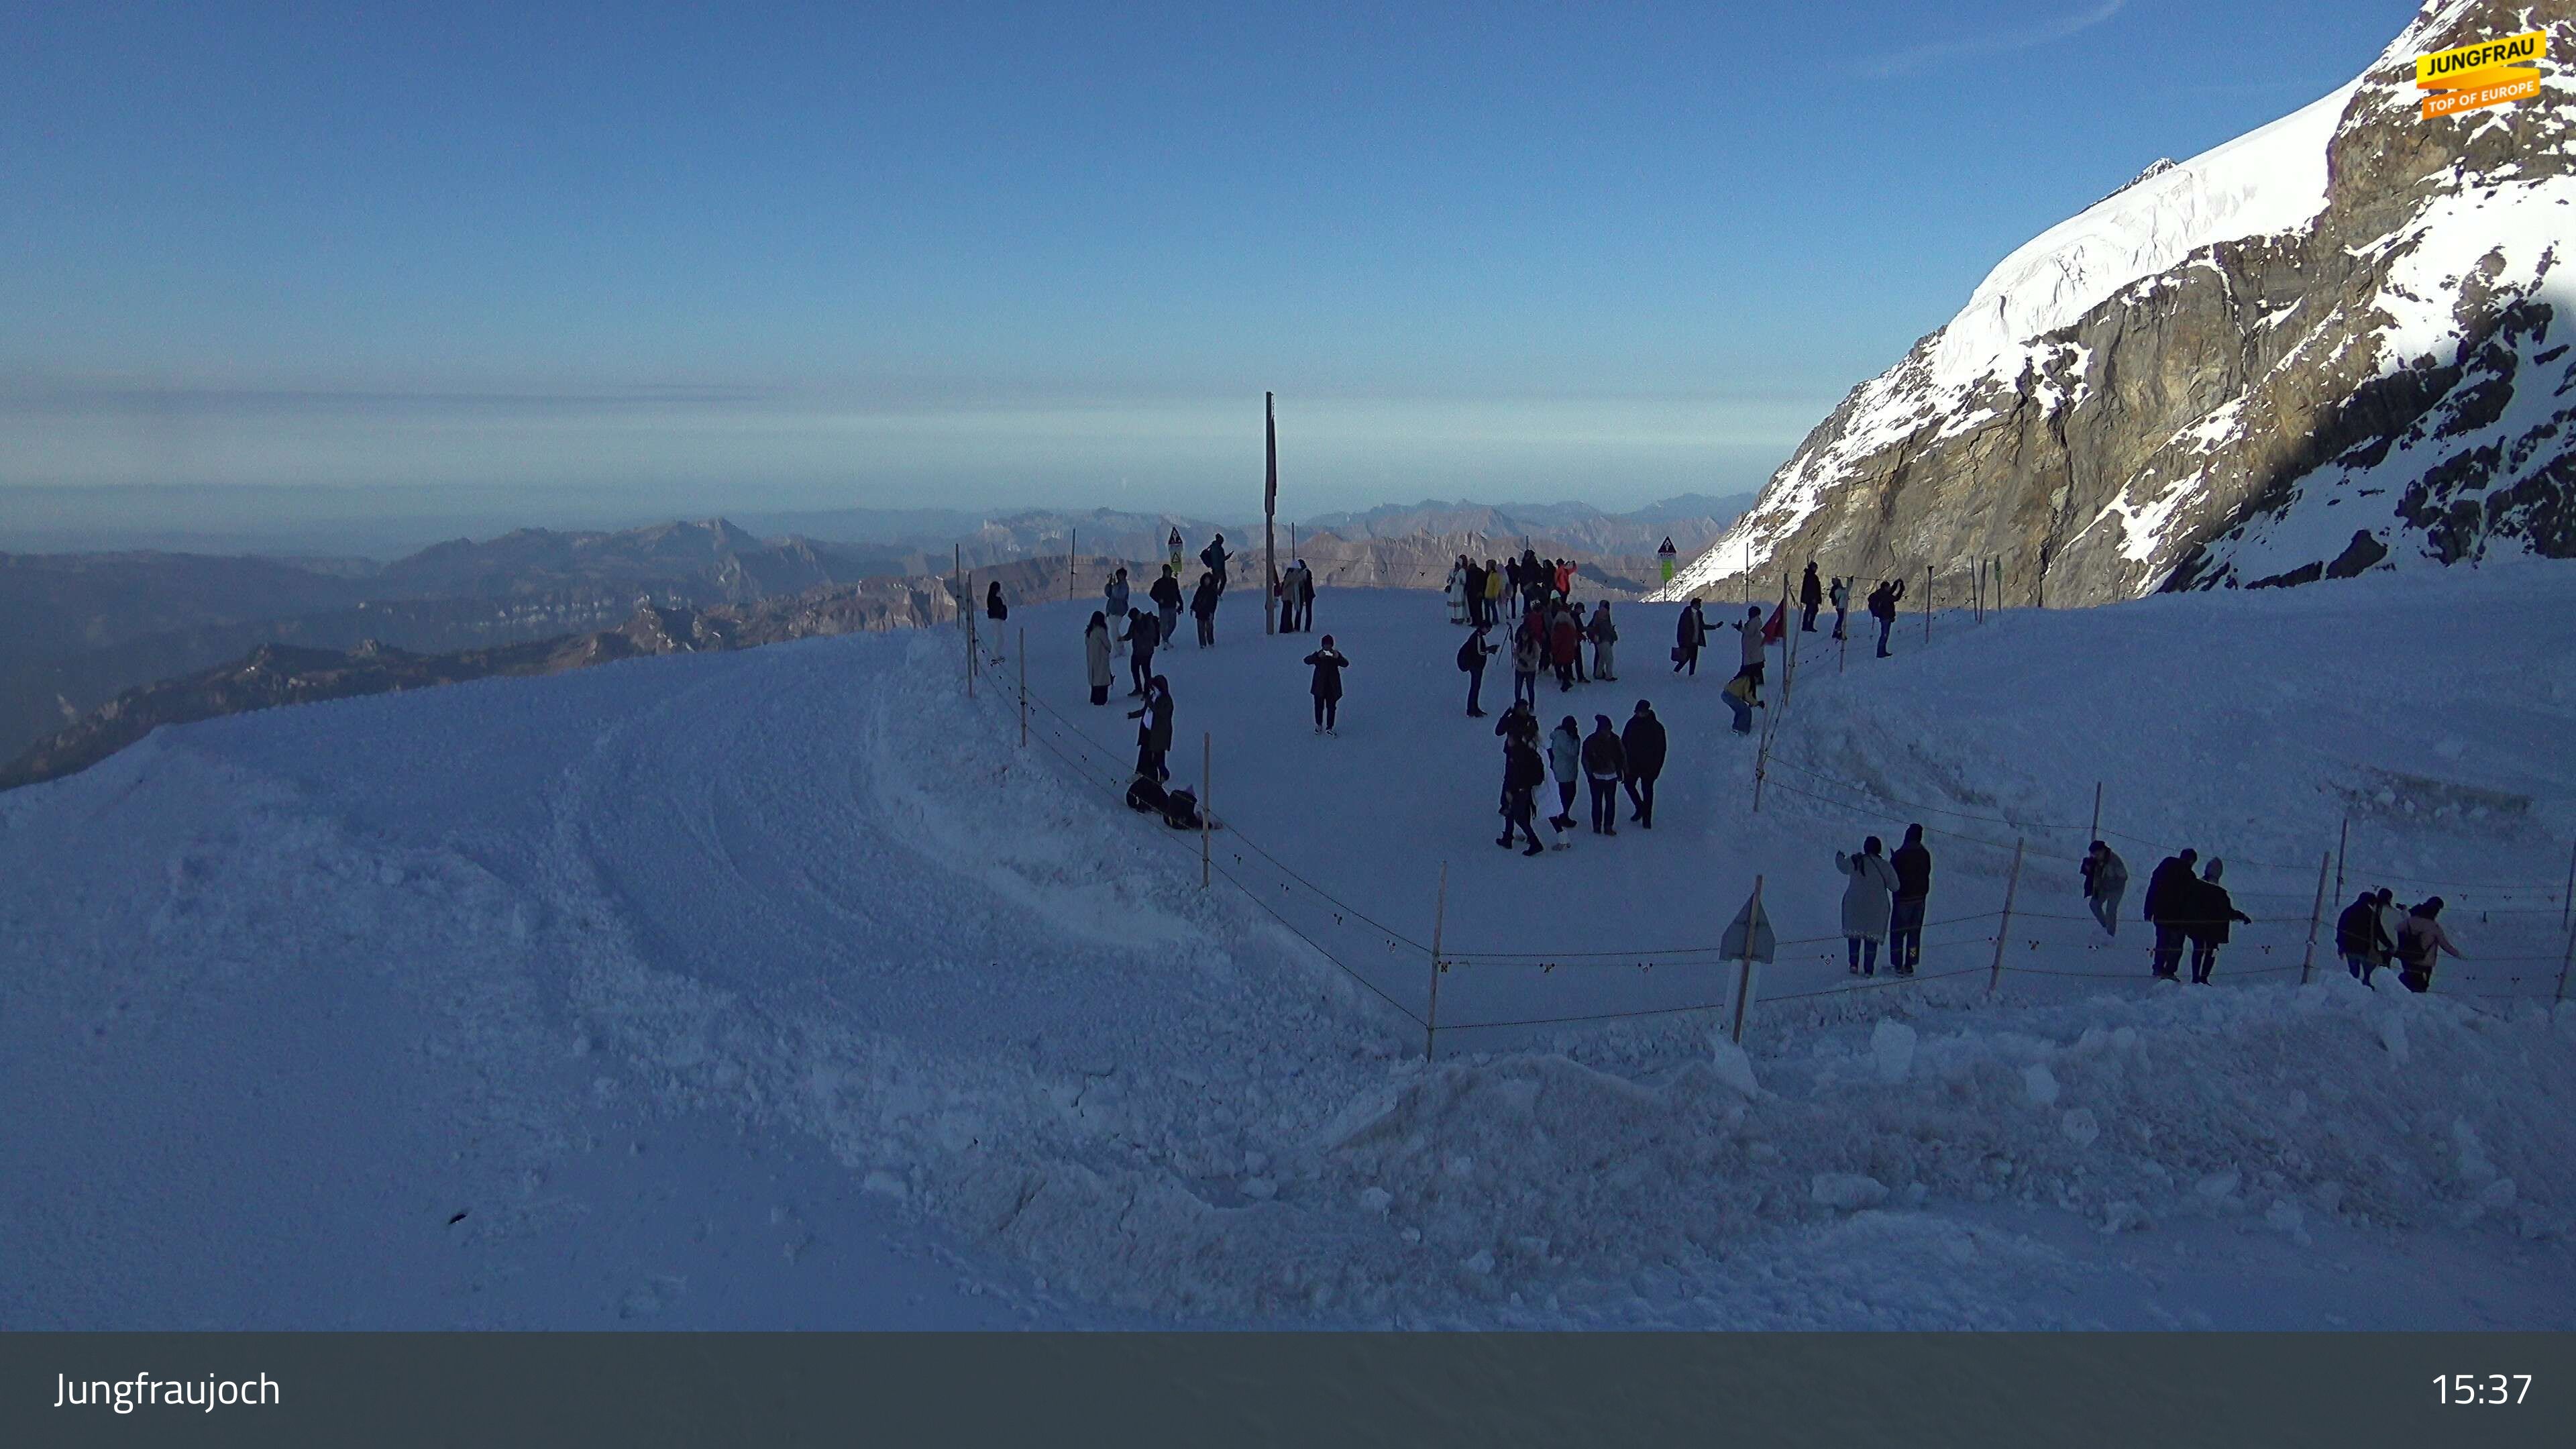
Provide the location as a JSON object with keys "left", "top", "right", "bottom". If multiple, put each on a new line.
{"left": 4, "top": 576, "right": 2575, "bottom": 1329}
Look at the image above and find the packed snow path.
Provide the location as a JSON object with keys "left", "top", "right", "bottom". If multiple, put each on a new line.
{"left": 4, "top": 566, "right": 2574, "bottom": 1328}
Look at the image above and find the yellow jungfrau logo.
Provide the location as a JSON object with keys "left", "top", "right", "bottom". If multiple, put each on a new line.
{"left": 2415, "top": 30, "right": 2547, "bottom": 119}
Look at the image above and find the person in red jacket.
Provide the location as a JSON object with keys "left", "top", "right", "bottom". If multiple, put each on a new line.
{"left": 1548, "top": 604, "right": 1580, "bottom": 692}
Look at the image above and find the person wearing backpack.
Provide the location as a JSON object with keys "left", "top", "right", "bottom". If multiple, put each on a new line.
{"left": 1835, "top": 837, "right": 1900, "bottom": 976}
{"left": 1458, "top": 623, "right": 1499, "bottom": 717}
{"left": 1122, "top": 606, "right": 1159, "bottom": 697}
{"left": 1200, "top": 534, "right": 1231, "bottom": 593}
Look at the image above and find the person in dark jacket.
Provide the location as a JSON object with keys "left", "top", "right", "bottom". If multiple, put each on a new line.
{"left": 1458, "top": 623, "right": 1498, "bottom": 716}
{"left": 1674, "top": 599, "right": 1708, "bottom": 675}
{"left": 1123, "top": 608, "right": 1160, "bottom": 696}
{"left": 1295, "top": 557, "right": 1316, "bottom": 633}
{"left": 1869, "top": 577, "right": 1907, "bottom": 657}
{"left": 2141, "top": 848, "right": 2200, "bottom": 979}
{"left": 2081, "top": 841, "right": 2128, "bottom": 936}
{"left": 1497, "top": 735, "right": 1546, "bottom": 856}
{"left": 1799, "top": 561, "right": 1823, "bottom": 633}
{"left": 1303, "top": 636, "right": 1350, "bottom": 734}
{"left": 2180, "top": 859, "right": 2252, "bottom": 983}
{"left": 2336, "top": 890, "right": 2395, "bottom": 987}
{"left": 1619, "top": 700, "right": 1666, "bottom": 828}
{"left": 985, "top": 581, "right": 1008, "bottom": 623}
{"left": 1083, "top": 612, "right": 1113, "bottom": 706}
{"left": 1200, "top": 534, "right": 1231, "bottom": 592}
{"left": 1150, "top": 566, "right": 1184, "bottom": 645}
{"left": 1888, "top": 824, "right": 1932, "bottom": 975}
{"left": 1190, "top": 572, "right": 1220, "bottom": 647}
{"left": 1493, "top": 700, "right": 1540, "bottom": 751}
{"left": 1581, "top": 715, "right": 1625, "bottom": 835}
{"left": 1126, "top": 676, "right": 1173, "bottom": 783}
{"left": 1462, "top": 558, "right": 1487, "bottom": 629}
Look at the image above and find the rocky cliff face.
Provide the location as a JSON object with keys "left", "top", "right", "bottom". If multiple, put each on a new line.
{"left": 1657, "top": 0, "right": 2574, "bottom": 607}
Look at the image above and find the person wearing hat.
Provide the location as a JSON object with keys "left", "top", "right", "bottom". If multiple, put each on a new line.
{"left": 2142, "top": 847, "right": 2200, "bottom": 979}
{"left": 2182, "top": 858, "right": 2252, "bottom": 983}
{"left": 2081, "top": 841, "right": 2128, "bottom": 936}
{"left": 2394, "top": 898, "right": 2465, "bottom": 993}
{"left": 1303, "top": 635, "right": 1350, "bottom": 735}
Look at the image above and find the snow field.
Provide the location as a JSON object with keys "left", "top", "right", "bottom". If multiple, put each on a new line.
{"left": 2, "top": 566, "right": 2572, "bottom": 1327}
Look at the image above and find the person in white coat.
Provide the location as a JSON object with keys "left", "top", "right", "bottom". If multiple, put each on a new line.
{"left": 1546, "top": 716, "right": 1582, "bottom": 830}
{"left": 1445, "top": 557, "right": 1470, "bottom": 625}
{"left": 1835, "top": 836, "right": 1900, "bottom": 976}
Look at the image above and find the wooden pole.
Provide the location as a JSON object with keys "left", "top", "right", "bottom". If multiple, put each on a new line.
{"left": 2088, "top": 782, "right": 2102, "bottom": 845}
{"left": 1988, "top": 839, "right": 2025, "bottom": 995}
{"left": 1018, "top": 630, "right": 1028, "bottom": 747}
{"left": 2334, "top": 816, "right": 2350, "bottom": 904}
{"left": 965, "top": 575, "right": 975, "bottom": 698}
{"left": 2563, "top": 839, "right": 2575, "bottom": 932}
{"left": 2556, "top": 917, "right": 2573, "bottom": 1005}
{"left": 1730, "top": 875, "right": 1764, "bottom": 1044}
{"left": 2299, "top": 851, "right": 2331, "bottom": 985}
{"left": 1923, "top": 564, "right": 1933, "bottom": 645}
{"left": 1201, "top": 732, "right": 1212, "bottom": 891}
{"left": 1263, "top": 392, "right": 1279, "bottom": 638}
{"left": 1069, "top": 527, "right": 1077, "bottom": 602}
{"left": 1426, "top": 861, "right": 1448, "bottom": 1060}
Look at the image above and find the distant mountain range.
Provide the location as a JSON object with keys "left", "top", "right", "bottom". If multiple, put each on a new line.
{"left": 0, "top": 492, "right": 1754, "bottom": 777}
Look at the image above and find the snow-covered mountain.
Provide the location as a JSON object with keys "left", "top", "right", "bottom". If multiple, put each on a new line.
{"left": 1659, "top": 0, "right": 2575, "bottom": 606}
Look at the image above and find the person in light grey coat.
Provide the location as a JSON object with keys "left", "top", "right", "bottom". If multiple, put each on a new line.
{"left": 1083, "top": 612, "right": 1114, "bottom": 705}
{"left": 1104, "top": 571, "right": 1132, "bottom": 655}
{"left": 1546, "top": 716, "right": 1582, "bottom": 829}
{"left": 1587, "top": 602, "right": 1618, "bottom": 682}
{"left": 1836, "top": 837, "right": 1899, "bottom": 976}
{"left": 2081, "top": 841, "right": 2128, "bottom": 936}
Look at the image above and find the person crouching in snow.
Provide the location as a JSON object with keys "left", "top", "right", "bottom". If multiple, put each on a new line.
{"left": 1835, "top": 836, "right": 1898, "bottom": 975}
{"left": 1721, "top": 670, "right": 1757, "bottom": 734}
{"left": 1303, "top": 635, "right": 1350, "bottom": 735}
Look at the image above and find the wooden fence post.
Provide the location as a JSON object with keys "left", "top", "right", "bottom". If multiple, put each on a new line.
{"left": 2334, "top": 816, "right": 2349, "bottom": 904}
{"left": 1923, "top": 565, "right": 1933, "bottom": 645}
{"left": 2300, "top": 851, "right": 2331, "bottom": 985}
{"left": 1426, "top": 861, "right": 1448, "bottom": 1060}
{"left": 1989, "top": 839, "right": 2025, "bottom": 994}
{"left": 1731, "top": 875, "right": 1765, "bottom": 1044}
{"left": 1018, "top": 629, "right": 1028, "bottom": 747}
{"left": 2088, "top": 782, "right": 2102, "bottom": 845}
{"left": 2556, "top": 917, "right": 2573, "bottom": 1005}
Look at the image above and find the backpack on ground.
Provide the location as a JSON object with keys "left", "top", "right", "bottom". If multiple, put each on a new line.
{"left": 1126, "top": 776, "right": 1169, "bottom": 815}
{"left": 1159, "top": 787, "right": 1203, "bottom": 830}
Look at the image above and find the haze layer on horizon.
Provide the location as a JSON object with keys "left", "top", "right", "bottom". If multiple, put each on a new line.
{"left": 3, "top": 1, "right": 2412, "bottom": 550}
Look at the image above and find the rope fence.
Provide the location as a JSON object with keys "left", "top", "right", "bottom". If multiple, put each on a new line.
{"left": 959, "top": 605, "right": 2576, "bottom": 1060}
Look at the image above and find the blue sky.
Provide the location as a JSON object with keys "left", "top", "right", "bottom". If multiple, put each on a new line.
{"left": 1, "top": 0, "right": 2418, "bottom": 541}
